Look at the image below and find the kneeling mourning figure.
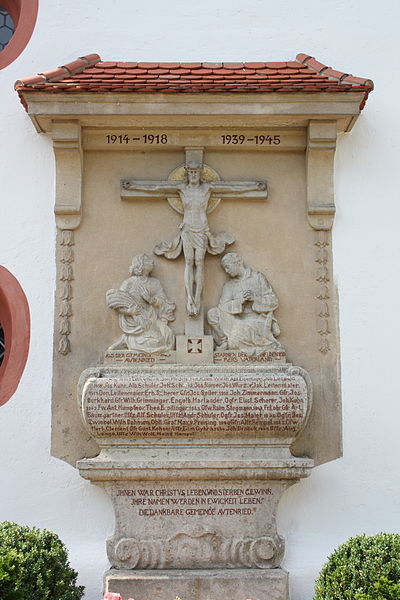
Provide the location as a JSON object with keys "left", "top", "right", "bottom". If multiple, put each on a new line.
{"left": 106, "top": 253, "right": 175, "bottom": 354}
{"left": 208, "top": 252, "right": 282, "bottom": 356}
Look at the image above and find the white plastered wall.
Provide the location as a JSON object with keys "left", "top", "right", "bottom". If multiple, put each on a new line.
{"left": 0, "top": 1, "right": 399, "bottom": 599}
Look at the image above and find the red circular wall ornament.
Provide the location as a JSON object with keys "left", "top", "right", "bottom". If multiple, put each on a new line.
{"left": 0, "top": 0, "right": 38, "bottom": 70}
{"left": 0, "top": 266, "right": 30, "bottom": 406}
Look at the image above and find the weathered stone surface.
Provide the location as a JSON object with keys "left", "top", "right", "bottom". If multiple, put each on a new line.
{"left": 104, "top": 349, "right": 177, "bottom": 364}
{"left": 208, "top": 252, "right": 283, "bottom": 356}
{"left": 104, "top": 480, "right": 286, "bottom": 570}
{"left": 80, "top": 364, "right": 311, "bottom": 444}
{"left": 78, "top": 361, "right": 313, "bottom": 581}
{"left": 175, "top": 335, "right": 214, "bottom": 365}
{"left": 122, "top": 159, "right": 267, "bottom": 317}
{"left": 105, "top": 568, "right": 289, "bottom": 600}
{"left": 106, "top": 253, "right": 176, "bottom": 354}
{"left": 78, "top": 432, "right": 313, "bottom": 577}
{"left": 52, "top": 143, "right": 341, "bottom": 468}
{"left": 213, "top": 348, "right": 287, "bottom": 364}
{"left": 104, "top": 346, "right": 287, "bottom": 365}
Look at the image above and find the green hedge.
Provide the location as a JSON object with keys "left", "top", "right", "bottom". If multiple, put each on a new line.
{"left": 0, "top": 521, "right": 84, "bottom": 600}
{"left": 314, "top": 533, "right": 400, "bottom": 600}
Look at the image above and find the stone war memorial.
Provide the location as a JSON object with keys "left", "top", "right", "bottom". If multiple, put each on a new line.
{"left": 15, "top": 53, "right": 373, "bottom": 599}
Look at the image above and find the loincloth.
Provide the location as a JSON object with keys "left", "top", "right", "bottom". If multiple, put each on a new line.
{"left": 154, "top": 226, "right": 234, "bottom": 259}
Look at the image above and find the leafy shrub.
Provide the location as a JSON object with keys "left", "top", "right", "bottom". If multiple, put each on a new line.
{"left": 314, "top": 533, "right": 400, "bottom": 600}
{"left": 356, "top": 576, "right": 400, "bottom": 600}
{"left": 0, "top": 521, "right": 84, "bottom": 600}
{"left": 0, "top": 549, "right": 24, "bottom": 600}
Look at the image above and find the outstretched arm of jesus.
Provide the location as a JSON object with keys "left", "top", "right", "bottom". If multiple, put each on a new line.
{"left": 122, "top": 180, "right": 183, "bottom": 193}
{"left": 208, "top": 180, "right": 267, "bottom": 193}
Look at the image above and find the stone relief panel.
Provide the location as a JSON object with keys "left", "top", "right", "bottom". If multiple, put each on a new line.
{"left": 122, "top": 158, "right": 267, "bottom": 317}
{"left": 51, "top": 146, "right": 341, "bottom": 467}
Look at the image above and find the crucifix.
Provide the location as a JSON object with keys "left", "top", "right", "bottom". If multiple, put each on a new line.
{"left": 121, "top": 149, "right": 268, "bottom": 318}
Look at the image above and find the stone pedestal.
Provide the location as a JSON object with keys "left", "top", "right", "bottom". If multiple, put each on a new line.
{"left": 77, "top": 361, "right": 313, "bottom": 599}
{"left": 104, "top": 569, "right": 289, "bottom": 600}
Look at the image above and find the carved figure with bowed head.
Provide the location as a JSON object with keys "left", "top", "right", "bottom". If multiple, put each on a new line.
{"left": 207, "top": 253, "right": 282, "bottom": 356}
{"left": 106, "top": 253, "right": 175, "bottom": 354}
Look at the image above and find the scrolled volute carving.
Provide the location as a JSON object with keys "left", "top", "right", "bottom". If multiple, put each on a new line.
{"left": 114, "top": 537, "right": 141, "bottom": 568}
{"left": 108, "top": 531, "right": 284, "bottom": 570}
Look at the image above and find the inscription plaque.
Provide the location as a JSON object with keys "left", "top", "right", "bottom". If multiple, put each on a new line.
{"left": 105, "top": 480, "right": 286, "bottom": 570}
{"left": 81, "top": 366, "right": 310, "bottom": 441}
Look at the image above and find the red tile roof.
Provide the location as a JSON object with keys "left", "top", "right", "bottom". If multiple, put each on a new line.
{"left": 15, "top": 53, "right": 373, "bottom": 110}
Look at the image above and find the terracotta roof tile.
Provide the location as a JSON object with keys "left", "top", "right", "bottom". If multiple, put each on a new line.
{"left": 39, "top": 67, "right": 69, "bottom": 81}
{"left": 286, "top": 61, "right": 304, "bottom": 68}
{"left": 342, "top": 75, "right": 372, "bottom": 86}
{"left": 156, "top": 62, "right": 180, "bottom": 68}
{"left": 168, "top": 68, "right": 192, "bottom": 74}
{"left": 203, "top": 62, "right": 223, "bottom": 69}
{"left": 322, "top": 67, "right": 348, "bottom": 80}
{"left": 297, "top": 53, "right": 374, "bottom": 88}
{"left": 299, "top": 56, "right": 327, "bottom": 73}
{"left": 63, "top": 58, "right": 92, "bottom": 74}
{"left": 15, "top": 52, "right": 373, "bottom": 111}
{"left": 91, "top": 73, "right": 115, "bottom": 79}
{"left": 100, "top": 62, "right": 118, "bottom": 68}
{"left": 116, "top": 62, "right": 138, "bottom": 68}
{"left": 182, "top": 63, "right": 202, "bottom": 69}
{"left": 296, "top": 53, "right": 311, "bottom": 64}
{"left": 78, "top": 67, "right": 99, "bottom": 74}
{"left": 18, "top": 74, "right": 46, "bottom": 86}
{"left": 244, "top": 62, "right": 265, "bottom": 68}
{"left": 136, "top": 62, "right": 157, "bottom": 69}
{"left": 223, "top": 62, "right": 244, "bottom": 68}
{"left": 82, "top": 53, "right": 101, "bottom": 63}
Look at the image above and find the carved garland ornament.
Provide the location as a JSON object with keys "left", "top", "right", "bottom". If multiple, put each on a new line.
{"left": 58, "top": 230, "right": 74, "bottom": 355}
{"left": 315, "top": 230, "right": 331, "bottom": 354}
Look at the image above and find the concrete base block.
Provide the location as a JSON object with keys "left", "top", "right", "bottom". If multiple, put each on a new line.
{"left": 104, "top": 568, "right": 289, "bottom": 600}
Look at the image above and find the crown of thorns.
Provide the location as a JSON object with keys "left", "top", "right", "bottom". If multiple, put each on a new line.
{"left": 184, "top": 161, "right": 202, "bottom": 170}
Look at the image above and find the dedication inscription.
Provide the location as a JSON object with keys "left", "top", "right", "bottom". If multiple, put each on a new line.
{"left": 106, "top": 480, "right": 285, "bottom": 571}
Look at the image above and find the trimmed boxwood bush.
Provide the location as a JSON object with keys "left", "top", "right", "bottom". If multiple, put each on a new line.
{"left": 314, "top": 533, "right": 400, "bottom": 600}
{"left": 357, "top": 576, "right": 400, "bottom": 599}
{"left": 0, "top": 521, "right": 84, "bottom": 600}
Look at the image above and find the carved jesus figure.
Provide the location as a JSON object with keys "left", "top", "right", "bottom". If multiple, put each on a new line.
{"left": 122, "top": 161, "right": 267, "bottom": 316}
